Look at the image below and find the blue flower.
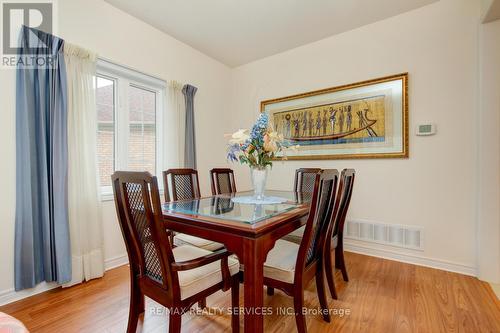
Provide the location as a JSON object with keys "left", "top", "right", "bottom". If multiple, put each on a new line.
{"left": 250, "top": 113, "right": 269, "bottom": 143}
{"left": 241, "top": 140, "right": 250, "bottom": 151}
{"left": 225, "top": 112, "right": 290, "bottom": 168}
{"left": 226, "top": 144, "right": 241, "bottom": 162}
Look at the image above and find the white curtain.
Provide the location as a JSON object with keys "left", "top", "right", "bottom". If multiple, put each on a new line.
{"left": 164, "top": 80, "right": 185, "bottom": 168}
{"left": 63, "top": 43, "right": 104, "bottom": 287}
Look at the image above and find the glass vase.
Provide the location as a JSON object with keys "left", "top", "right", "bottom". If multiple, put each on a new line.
{"left": 251, "top": 167, "right": 268, "bottom": 200}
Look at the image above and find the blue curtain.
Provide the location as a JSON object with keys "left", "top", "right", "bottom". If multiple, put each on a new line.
{"left": 182, "top": 84, "right": 198, "bottom": 169}
{"left": 15, "top": 26, "right": 71, "bottom": 290}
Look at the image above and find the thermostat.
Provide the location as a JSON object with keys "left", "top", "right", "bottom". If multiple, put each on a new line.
{"left": 416, "top": 123, "right": 436, "bottom": 136}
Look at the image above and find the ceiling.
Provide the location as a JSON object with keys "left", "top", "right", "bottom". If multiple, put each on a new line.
{"left": 104, "top": 0, "right": 438, "bottom": 67}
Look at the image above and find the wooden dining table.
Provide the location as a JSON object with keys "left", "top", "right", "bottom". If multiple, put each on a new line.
{"left": 162, "top": 190, "right": 311, "bottom": 333}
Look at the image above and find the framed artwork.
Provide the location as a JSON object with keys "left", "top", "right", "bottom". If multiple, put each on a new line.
{"left": 261, "top": 73, "right": 408, "bottom": 160}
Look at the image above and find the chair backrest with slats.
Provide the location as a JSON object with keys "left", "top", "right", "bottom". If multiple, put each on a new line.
{"left": 295, "top": 169, "right": 338, "bottom": 272}
{"left": 294, "top": 168, "right": 322, "bottom": 193}
{"left": 210, "top": 168, "right": 237, "bottom": 195}
{"left": 331, "top": 169, "right": 356, "bottom": 238}
{"left": 112, "top": 171, "right": 176, "bottom": 293}
{"left": 163, "top": 169, "right": 201, "bottom": 202}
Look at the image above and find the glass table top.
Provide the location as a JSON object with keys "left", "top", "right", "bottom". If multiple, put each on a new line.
{"left": 162, "top": 190, "right": 311, "bottom": 225}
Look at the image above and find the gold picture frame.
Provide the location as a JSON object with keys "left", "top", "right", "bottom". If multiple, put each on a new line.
{"left": 260, "top": 73, "right": 409, "bottom": 160}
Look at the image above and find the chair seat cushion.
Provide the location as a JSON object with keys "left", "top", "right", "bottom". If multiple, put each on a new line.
{"left": 289, "top": 226, "right": 305, "bottom": 238}
{"left": 263, "top": 239, "right": 300, "bottom": 283}
{"left": 281, "top": 226, "right": 305, "bottom": 244}
{"left": 174, "top": 233, "right": 225, "bottom": 251}
{"left": 173, "top": 245, "right": 239, "bottom": 300}
{"left": 282, "top": 227, "right": 339, "bottom": 249}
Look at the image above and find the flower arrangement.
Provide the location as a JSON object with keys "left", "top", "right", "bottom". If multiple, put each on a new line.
{"left": 226, "top": 113, "right": 296, "bottom": 169}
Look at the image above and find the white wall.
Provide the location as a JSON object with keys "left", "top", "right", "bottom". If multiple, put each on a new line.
{"left": 230, "top": 0, "right": 486, "bottom": 275}
{"left": 0, "top": 0, "right": 232, "bottom": 303}
{"left": 477, "top": 19, "right": 500, "bottom": 283}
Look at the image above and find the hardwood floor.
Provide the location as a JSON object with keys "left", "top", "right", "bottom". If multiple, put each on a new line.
{"left": 1, "top": 252, "right": 499, "bottom": 333}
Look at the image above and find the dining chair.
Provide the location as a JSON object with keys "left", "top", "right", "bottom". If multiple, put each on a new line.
{"left": 210, "top": 168, "right": 237, "bottom": 195}
{"left": 261, "top": 169, "right": 339, "bottom": 333}
{"left": 163, "top": 168, "right": 201, "bottom": 202}
{"left": 293, "top": 168, "right": 322, "bottom": 193}
{"left": 323, "top": 169, "right": 355, "bottom": 299}
{"left": 163, "top": 168, "right": 224, "bottom": 251}
{"left": 285, "top": 168, "right": 322, "bottom": 242}
{"left": 283, "top": 168, "right": 355, "bottom": 299}
{"left": 112, "top": 171, "right": 240, "bottom": 333}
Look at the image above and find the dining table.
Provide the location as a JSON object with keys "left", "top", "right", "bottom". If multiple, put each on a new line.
{"left": 162, "top": 190, "right": 311, "bottom": 333}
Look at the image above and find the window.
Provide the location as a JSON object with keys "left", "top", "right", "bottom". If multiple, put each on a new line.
{"left": 96, "top": 76, "right": 115, "bottom": 187}
{"left": 128, "top": 85, "right": 156, "bottom": 174}
{"left": 96, "top": 60, "right": 166, "bottom": 196}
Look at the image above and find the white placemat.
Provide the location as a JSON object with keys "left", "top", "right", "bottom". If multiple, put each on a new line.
{"left": 231, "top": 196, "right": 288, "bottom": 205}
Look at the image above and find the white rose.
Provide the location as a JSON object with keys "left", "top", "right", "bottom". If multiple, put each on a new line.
{"left": 227, "top": 129, "right": 250, "bottom": 145}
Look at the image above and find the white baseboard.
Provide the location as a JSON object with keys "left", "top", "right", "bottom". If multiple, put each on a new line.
{"left": 0, "top": 253, "right": 129, "bottom": 307}
{"left": 104, "top": 254, "right": 129, "bottom": 271}
{"left": 0, "top": 282, "right": 59, "bottom": 307}
{"left": 344, "top": 241, "right": 477, "bottom": 277}
{"left": 489, "top": 283, "right": 500, "bottom": 300}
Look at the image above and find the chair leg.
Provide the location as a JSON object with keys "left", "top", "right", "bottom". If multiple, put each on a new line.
{"left": 335, "top": 240, "right": 349, "bottom": 282}
{"left": 137, "top": 285, "right": 145, "bottom": 314}
{"left": 198, "top": 298, "right": 206, "bottom": 309}
{"left": 267, "top": 286, "right": 274, "bottom": 296}
{"left": 126, "top": 300, "right": 140, "bottom": 333}
{"left": 168, "top": 309, "right": 182, "bottom": 333}
{"left": 127, "top": 275, "right": 143, "bottom": 333}
{"left": 293, "top": 289, "right": 307, "bottom": 333}
{"left": 315, "top": 268, "right": 331, "bottom": 323}
{"left": 231, "top": 275, "right": 240, "bottom": 333}
{"left": 324, "top": 249, "right": 338, "bottom": 300}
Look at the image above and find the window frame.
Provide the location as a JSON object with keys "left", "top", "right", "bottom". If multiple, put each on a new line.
{"left": 95, "top": 73, "right": 117, "bottom": 196}
{"left": 96, "top": 59, "right": 166, "bottom": 200}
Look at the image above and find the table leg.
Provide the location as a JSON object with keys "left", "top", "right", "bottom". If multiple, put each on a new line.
{"left": 242, "top": 238, "right": 265, "bottom": 333}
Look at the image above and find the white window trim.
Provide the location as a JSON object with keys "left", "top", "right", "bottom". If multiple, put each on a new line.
{"left": 97, "top": 59, "right": 167, "bottom": 201}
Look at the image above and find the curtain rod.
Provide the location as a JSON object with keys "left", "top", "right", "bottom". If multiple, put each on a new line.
{"left": 97, "top": 56, "right": 184, "bottom": 87}
{"left": 19, "top": 30, "right": 179, "bottom": 86}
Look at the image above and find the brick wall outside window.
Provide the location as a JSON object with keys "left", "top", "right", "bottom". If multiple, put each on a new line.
{"left": 96, "top": 80, "right": 157, "bottom": 187}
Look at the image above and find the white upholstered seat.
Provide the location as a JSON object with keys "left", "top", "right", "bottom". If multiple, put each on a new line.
{"left": 281, "top": 226, "right": 304, "bottom": 244}
{"left": 282, "top": 226, "right": 338, "bottom": 248}
{"left": 263, "top": 239, "right": 301, "bottom": 284}
{"left": 174, "top": 233, "right": 225, "bottom": 251}
{"left": 173, "top": 244, "right": 239, "bottom": 300}
{"left": 289, "top": 226, "right": 305, "bottom": 238}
